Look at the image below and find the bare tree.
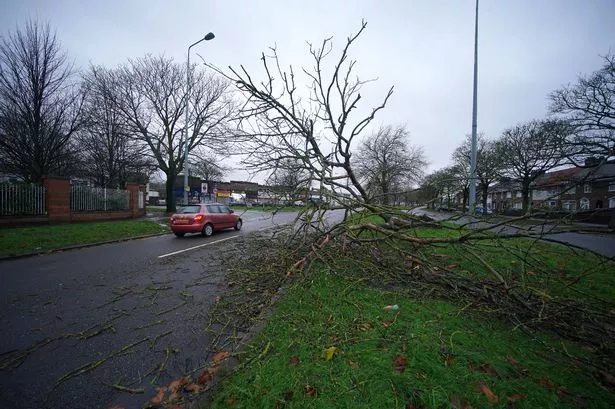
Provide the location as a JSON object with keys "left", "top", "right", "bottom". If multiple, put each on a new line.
{"left": 418, "top": 167, "right": 459, "bottom": 209}
{"left": 189, "top": 152, "right": 229, "bottom": 182}
{"left": 0, "top": 20, "right": 84, "bottom": 183}
{"left": 496, "top": 120, "right": 568, "bottom": 212}
{"left": 78, "top": 66, "right": 154, "bottom": 188}
{"left": 216, "top": 20, "right": 393, "bottom": 217}
{"left": 452, "top": 134, "right": 503, "bottom": 212}
{"left": 449, "top": 153, "right": 471, "bottom": 210}
{"left": 354, "top": 125, "right": 426, "bottom": 205}
{"left": 266, "top": 158, "right": 312, "bottom": 204}
{"left": 549, "top": 53, "right": 615, "bottom": 161}
{"left": 112, "top": 55, "right": 234, "bottom": 211}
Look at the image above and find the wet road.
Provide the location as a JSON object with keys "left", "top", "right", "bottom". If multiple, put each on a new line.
{"left": 0, "top": 210, "right": 339, "bottom": 409}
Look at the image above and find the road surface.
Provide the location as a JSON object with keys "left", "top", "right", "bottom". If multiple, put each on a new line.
{"left": 0, "top": 210, "right": 344, "bottom": 409}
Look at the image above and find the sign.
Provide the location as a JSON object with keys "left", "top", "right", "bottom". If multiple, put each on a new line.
{"left": 201, "top": 183, "right": 208, "bottom": 194}
{"left": 217, "top": 191, "right": 231, "bottom": 198}
{"left": 184, "top": 184, "right": 190, "bottom": 192}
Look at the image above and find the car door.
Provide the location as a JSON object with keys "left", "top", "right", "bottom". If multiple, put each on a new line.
{"left": 205, "top": 204, "right": 221, "bottom": 229}
{"left": 218, "top": 205, "right": 234, "bottom": 228}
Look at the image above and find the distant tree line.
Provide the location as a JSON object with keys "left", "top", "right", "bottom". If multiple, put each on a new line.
{"left": 0, "top": 20, "right": 235, "bottom": 211}
{"left": 418, "top": 53, "right": 615, "bottom": 213}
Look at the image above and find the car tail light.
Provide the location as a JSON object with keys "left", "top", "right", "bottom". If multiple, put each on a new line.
{"left": 193, "top": 214, "right": 204, "bottom": 223}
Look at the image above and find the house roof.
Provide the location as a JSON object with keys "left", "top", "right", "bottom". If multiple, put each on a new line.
{"left": 588, "top": 163, "right": 615, "bottom": 181}
{"left": 533, "top": 167, "right": 583, "bottom": 187}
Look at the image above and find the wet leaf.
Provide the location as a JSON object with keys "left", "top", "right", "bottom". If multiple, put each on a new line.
{"left": 304, "top": 385, "right": 318, "bottom": 397}
{"left": 598, "top": 370, "right": 615, "bottom": 388}
{"left": 197, "top": 368, "right": 213, "bottom": 385}
{"left": 556, "top": 387, "right": 571, "bottom": 399}
{"left": 184, "top": 383, "right": 201, "bottom": 394}
{"left": 324, "top": 346, "right": 338, "bottom": 361}
{"left": 348, "top": 360, "right": 359, "bottom": 368}
{"left": 168, "top": 378, "right": 186, "bottom": 393}
{"left": 503, "top": 355, "right": 528, "bottom": 375}
{"left": 446, "top": 264, "right": 458, "bottom": 269}
{"left": 211, "top": 351, "right": 230, "bottom": 364}
{"left": 394, "top": 355, "right": 407, "bottom": 373}
{"left": 108, "top": 406, "right": 124, "bottom": 409}
{"left": 479, "top": 363, "right": 497, "bottom": 375}
{"left": 150, "top": 387, "right": 165, "bottom": 405}
{"left": 507, "top": 394, "right": 526, "bottom": 402}
{"left": 356, "top": 322, "right": 374, "bottom": 331}
{"left": 431, "top": 253, "right": 449, "bottom": 257}
{"left": 539, "top": 377, "right": 555, "bottom": 389}
{"left": 289, "top": 356, "right": 300, "bottom": 365}
{"left": 440, "top": 346, "right": 456, "bottom": 366}
{"left": 477, "top": 382, "right": 499, "bottom": 405}
{"left": 168, "top": 391, "right": 181, "bottom": 402}
{"left": 226, "top": 397, "right": 236, "bottom": 406}
{"left": 382, "top": 320, "right": 395, "bottom": 328}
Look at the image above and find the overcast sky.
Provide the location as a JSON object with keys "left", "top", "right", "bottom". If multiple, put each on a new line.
{"left": 2, "top": 0, "right": 614, "bottom": 182}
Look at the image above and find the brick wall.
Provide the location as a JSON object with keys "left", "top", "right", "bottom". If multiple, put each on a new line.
{"left": 0, "top": 177, "right": 147, "bottom": 226}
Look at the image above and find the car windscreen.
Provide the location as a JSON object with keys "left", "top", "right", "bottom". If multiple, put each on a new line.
{"left": 178, "top": 205, "right": 201, "bottom": 214}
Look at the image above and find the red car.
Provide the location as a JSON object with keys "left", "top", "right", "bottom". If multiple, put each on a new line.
{"left": 169, "top": 203, "right": 242, "bottom": 237}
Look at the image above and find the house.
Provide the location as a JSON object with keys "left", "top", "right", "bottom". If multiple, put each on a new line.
{"left": 530, "top": 163, "right": 615, "bottom": 211}
{"left": 530, "top": 167, "right": 584, "bottom": 210}
{"left": 488, "top": 181, "right": 523, "bottom": 212}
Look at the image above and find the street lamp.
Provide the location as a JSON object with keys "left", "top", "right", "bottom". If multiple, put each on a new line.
{"left": 468, "top": 0, "right": 479, "bottom": 214}
{"left": 183, "top": 32, "right": 215, "bottom": 205}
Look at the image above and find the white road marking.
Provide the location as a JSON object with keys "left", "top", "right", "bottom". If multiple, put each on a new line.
{"left": 157, "top": 235, "right": 240, "bottom": 259}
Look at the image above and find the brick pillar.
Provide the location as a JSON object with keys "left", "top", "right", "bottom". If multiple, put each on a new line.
{"left": 126, "top": 182, "right": 145, "bottom": 217}
{"left": 44, "top": 177, "right": 71, "bottom": 223}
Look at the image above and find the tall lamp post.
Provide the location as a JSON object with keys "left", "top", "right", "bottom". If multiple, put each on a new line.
{"left": 183, "top": 32, "right": 215, "bottom": 205}
{"left": 468, "top": 0, "right": 479, "bottom": 214}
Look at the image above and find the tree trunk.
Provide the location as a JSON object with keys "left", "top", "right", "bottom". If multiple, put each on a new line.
{"left": 382, "top": 184, "right": 389, "bottom": 206}
{"left": 166, "top": 177, "right": 176, "bottom": 213}
{"left": 462, "top": 187, "right": 468, "bottom": 211}
{"left": 522, "top": 184, "right": 531, "bottom": 214}
{"left": 482, "top": 184, "right": 489, "bottom": 213}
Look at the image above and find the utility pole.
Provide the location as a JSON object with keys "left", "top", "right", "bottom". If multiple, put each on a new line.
{"left": 468, "top": 0, "right": 479, "bottom": 214}
{"left": 183, "top": 32, "right": 215, "bottom": 205}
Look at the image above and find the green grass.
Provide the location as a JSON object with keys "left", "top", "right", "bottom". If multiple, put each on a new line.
{"left": 146, "top": 206, "right": 169, "bottom": 214}
{"left": 346, "top": 211, "right": 615, "bottom": 304}
{"left": 0, "top": 219, "right": 169, "bottom": 257}
{"left": 211, "top": 267, "right": 611, "bottom": 408}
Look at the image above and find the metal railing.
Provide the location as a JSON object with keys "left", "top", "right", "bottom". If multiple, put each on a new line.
{"left": 0, "top": 183, "right": 46, "bottom": 216}
{"left": 70, "top": 185, "right": 130, "bottom": 212}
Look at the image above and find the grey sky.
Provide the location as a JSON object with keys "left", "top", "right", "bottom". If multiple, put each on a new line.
{"left": 2, "top": 0, "right": 614, "bottom": 182}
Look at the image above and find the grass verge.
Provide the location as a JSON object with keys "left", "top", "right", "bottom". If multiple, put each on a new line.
{"left": 210, "top": 266, "right": 612, "bottom": 408}
{"left": 0, "top": 219, "right": 169, "bottom": 257}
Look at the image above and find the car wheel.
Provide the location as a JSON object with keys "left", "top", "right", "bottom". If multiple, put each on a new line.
{"left": 234, "top": 219, "right": 242, "bottom": 231}
{"left": 202, "top": 223, "right": 214, "bottom": 237}
{"left": 174, "top": 232, "right": 185, "bottom": 237}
